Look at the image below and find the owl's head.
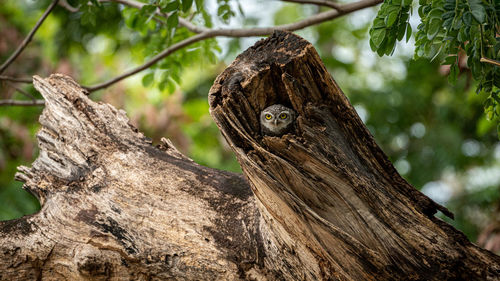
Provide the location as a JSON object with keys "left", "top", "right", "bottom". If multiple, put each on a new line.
{"left": 260, "top": 104, "right": 296, "bottom": 136}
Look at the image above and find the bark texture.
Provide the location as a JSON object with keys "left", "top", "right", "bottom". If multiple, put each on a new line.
{"left": 208, "top": 31, "right": 500, "bottom": 280}
{"left": 0, "top": 31, "right": 498, "bottom": 280}
{"left": 0, "top": 75, "right": 265, "bottom": 280}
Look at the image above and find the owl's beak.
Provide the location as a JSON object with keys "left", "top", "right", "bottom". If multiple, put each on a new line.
{"left": 273, "top": 119, "right": 278, "bottom": 126}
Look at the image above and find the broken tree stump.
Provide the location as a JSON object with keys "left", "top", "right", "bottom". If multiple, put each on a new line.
{"left": 209, "top": 30, "right": 500, "bottom": 280}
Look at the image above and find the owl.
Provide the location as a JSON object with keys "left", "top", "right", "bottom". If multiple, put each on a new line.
{"left": 260, "top": 104, "right": 296, "bottom": 136}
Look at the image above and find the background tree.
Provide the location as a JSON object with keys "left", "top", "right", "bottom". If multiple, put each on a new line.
{"left": 0, "top": 0, "right": 499, "bottom": 254}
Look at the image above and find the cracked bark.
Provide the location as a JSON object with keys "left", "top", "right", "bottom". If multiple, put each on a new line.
{"left": 1, "top": 75, "right": 264, "bottom": 280}
{"left": 0, "top": 31, "right": 499, "bottom": 280}
{"left": 208, "top": 31, "right": 500, "bottom": 280}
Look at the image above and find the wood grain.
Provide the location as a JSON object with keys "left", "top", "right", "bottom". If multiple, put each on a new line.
{"left": 209, "top": 30, "right": 500, "bottom": 280}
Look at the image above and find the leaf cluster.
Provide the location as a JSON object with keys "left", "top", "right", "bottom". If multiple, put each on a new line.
{"left": 77, "top": 0, "right": 235, "bottom": 95}
{"left": 369, "top": 0, "right": 413, "bottom": 56}
{"left": 370, "top": 0, "right": 500, "bottom": 137}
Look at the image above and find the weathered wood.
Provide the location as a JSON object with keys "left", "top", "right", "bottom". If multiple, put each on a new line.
{"left": 1, "top": 31, "right": 499, "bottom": 280}
{"left": 209, "top": 30, "right": 500, "bottom": 280}
{"left": 0, "top": 74, "right": 266, "bottom": 280}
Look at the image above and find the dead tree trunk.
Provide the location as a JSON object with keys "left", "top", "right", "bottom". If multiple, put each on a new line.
{"left": 208, "top": 31, "right": 500, "bottom": 280}
{"left": 0, "top": 31, "right": 499, "bottom": 280}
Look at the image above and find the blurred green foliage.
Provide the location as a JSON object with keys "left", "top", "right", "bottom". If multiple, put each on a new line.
{"left": 0, "top": 107, "right": 42, "bottom": 220}
{"left": 0, "top": 0, "right": 499, "bottom": 245}
{"left": 370, "top": 0, "right": 500, "bottom": 136}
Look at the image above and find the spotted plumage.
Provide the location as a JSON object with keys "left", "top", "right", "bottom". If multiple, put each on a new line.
{"left": 260, "top": 104, "right": 296, "bottom": 136}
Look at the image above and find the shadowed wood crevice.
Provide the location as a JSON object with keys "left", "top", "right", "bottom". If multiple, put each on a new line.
{"left": 209, "top": 30, "right": 500, "bottom": 280}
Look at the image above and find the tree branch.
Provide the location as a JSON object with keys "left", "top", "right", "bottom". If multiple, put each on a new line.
{"left": 85, "top": 0, "right": 382, "bottom": 92}
{"left": 0, "top": 99, "right": 44, "bottom": 106}
{"left": 8, "top": 82, "right": 36, "bottom": 100}
{"left": 58, "top": 0, "right": 79, "bottom": 13}
{"left": 85, "top": 33, "right": 212, "bottom": 91}
{"left": 0, "top": 0, "right": 59, "bottom": 75}
{"left": 480, "top": 57, "right": 500, "bottom": 67}
{"left": 0, "top": 75, "right": 33, "bottom": 83}
{"left": 281, "top": 0, "right": 341, "bottom": 10}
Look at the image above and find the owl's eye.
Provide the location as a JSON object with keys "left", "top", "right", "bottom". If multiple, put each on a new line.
{"left": 279, "top": 113, "right": 288, "bottom": 119}
{"left": 265, "top": 114, "right": 272, "bottom": 120}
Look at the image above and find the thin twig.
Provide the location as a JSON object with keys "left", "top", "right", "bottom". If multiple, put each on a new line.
{"left": 85, "top": 33, "right": 211, "bottom": 91}
{"left": 281, "top": 0, "right": 341, "bottom": 10}
{"left": 85, "top": 0, "right": 382, "bottom": 92}
{"left": 58, "top": 0, "right": 79, "bottom": 12}
{"left": 0, "top": 99, "right": 45, "bottom": 106}
{"left": 8, "top": 82, "right": 36, "bottom": 100}
{"left": 0, "top": 75, "right": 32, "bottom": 83}
{"left": 480, "top": 57, "right": 500, "bottom": 67}
{"left": 0, "top": 0, "right": 59, "bottom": 75}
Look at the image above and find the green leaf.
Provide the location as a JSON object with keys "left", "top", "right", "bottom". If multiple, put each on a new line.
{"left": 237, "top": 1, "right": 244, "bottom": 16}
{"left": 123, "top": 8, "right": 138, "bottom": 28}
{"left": 463, "top": 11, "right": 472, "bottom": 26}
{"left": 494, "top": 74, "right": 500, "bottom": 88}
{"left": 164, "top": 1, "right": 179, "bottom": 12}
{"left": 442, "top": 11, "right": 455, "bottom": 20}
{"left": 81, "top": 9, "right": 97, "bottom": 26}
{"left": 167, "top": 79, "right": 176, "bottom": 93}
{"left": 448, "top": 63, "right": 458, "bottom": 84}
{"left": 469, "top": 0, "right": 485, "bottom": 23}
{"left": 406, "top": 23, "right": 412, "bottom": 42}
{"left": 167, "top": 12, "right": 179, "bottom": 29}
{"left": 206, "top": 49, "right": 217, "bottom": 63}
{"left": 384, "top": 35, "right": 397, "bottom": 55}
{"left": 195, "top": 0, "right": 203, "bottom": 11}
{"left": 443, "top": 55, "right": 457, "bottom": 65}
{"left": 429, "top": 44, "right": 443, "bottom": 61}
{"left": 386, "top": 10, "right": 399, "bottom": 27}
{"left": 418, "top": 5, "right": 425, "bottom": 17}
{"left": 377, "top": 43, "right": 387, "bottom": 56}
{"left": 181, "top": 0, "right": 193, "bottom": 12}
{"left": 493, "top": 92, "right": 500, "bottom": 104}
{"left": 217, "top": 4, "right": 234, "bottom": 23}
{"left": 89, "top": 0, "right": 101, "bottom": 7}
{"left": 443, "top": 0, "right": 455, "bottom": 9}
{"left": 427, "top": 8, "right": 444, "bottom": 19}
{"left": 201, "top": 10, "right": 212, "bottom": 27}
{"left": 159, "top": 0, "right": 169, "bottom": 8}
{"left": 141, "top": 4, "right": 156, "bottom": 14}
{"left": 452, "top": 17, "right": 462, "bottom": 30}
{"left": 371, "top": 28, "right": 386, "bottom": 48}
{"left": 142, "top": 73, "right": 155, "bottom": 87}
{"left": 402, "top": 0, "right": 412, "bottom": 7}
{"left": 170, "top": 71, "right": 181, "bottom": 84}
{"left": 457, "top": 27, "right": 466, "bottom": 42}
{"left": 427, "top": 18, "right": 441, "bottom": 40}
{"left": 484, "top": 97, "right": 494, "bottom": 119}
{"left": 372, "top": 17, "right": 386, "bottom": 29}
{"left": 158, "top": 80, "right": 167, "bottom": 91}
{"left": 399, "top": 11, "right": 409, "bottom": 23}
{"left": 397, "top": 22, "right": 407, "bottom": 40}
{"left": 369, "top": 38, "right": 377, "bottom": 51}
